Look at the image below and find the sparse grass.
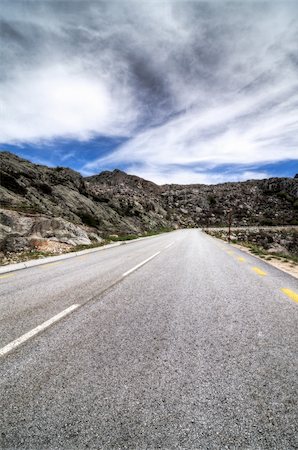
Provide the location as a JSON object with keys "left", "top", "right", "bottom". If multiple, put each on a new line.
{"left": 70, "top": 241, "right": 109, "bottom": 252}
{"left": 146, "top": 227, "right": 174, "bottom": 235}
{"left": 231, "top": 240, "right": 298, "bottom": 265}
{"left": 204, "top": 230, "right": 298, "bottom": 265}
{"left": 107, "top": 234, "right": 139, "bottom": 242}
{"left": 0, "top": 228, "right": 174, "bottom": 266}
{"left": 240, "top": 242, "right": 298, "bottom": 264}
{"left": 106, "top": 227, "right": 173, "bottom": 242}
{"left": 0, "top": 249, "right": 57, "bottom": 265}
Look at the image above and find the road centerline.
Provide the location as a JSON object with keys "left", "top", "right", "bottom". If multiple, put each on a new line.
{"left": 122, "top": 252, "right": 161, "bottom": 277}
{"left": 281, "top": 288, "right": 298, "bottom": 304}
{"left": 0, "top": 304, "right": 80, "bottom": 358}
{"left": 0, "top": 244, "right": 167, "bottom": 354}
{"left": 252, "top": 266, "right": 267, "bottom": 276}
{"left": 164, "top": 242, "right": 174, "bottom": 249}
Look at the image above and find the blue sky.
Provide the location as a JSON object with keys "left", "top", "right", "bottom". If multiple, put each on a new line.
{"left": 0, "top": 1, "right": 297, "bottom": 184}
{"left": 0, "top": 138, "right": 128, "bottom": 174}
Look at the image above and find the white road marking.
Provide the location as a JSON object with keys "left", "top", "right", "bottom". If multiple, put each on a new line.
{"left": 122, "top": 252, "right": 161, "bottom": 277}
{"left": 164, "top": 242, "right": 174, "bottom": 249}
{"left": 0, "top": 304, "right": 80, "bottom": 358}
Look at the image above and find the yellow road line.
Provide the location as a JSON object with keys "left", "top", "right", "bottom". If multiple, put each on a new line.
{"left": 252, "top": 267, "right": 267, "bottom": 276}
{"left": 41, "top": 261, "right": 64, "bottom": 269}
{"left": 281, "top": 288, "right": 298, "bottom": 304}
{"left": 226, "top": 250, "right": 234, "bottom": 255}
{"left": 237, "top": 257, "right": 246, "bottom": 262}
{"left": 0, "top": 273, "right": 15, "bottom": 279}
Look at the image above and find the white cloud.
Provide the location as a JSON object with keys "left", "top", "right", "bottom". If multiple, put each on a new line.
{"left": 124, "top": 165, "right": 269, "bottom": 186}
{"left": 0, "top": 64, "right": 137, "bottom": 142}
{"left": 1, "top": 1, "right": 298, "bottom": 183}
{"left": 84, "top": 80, "right": 298, "bottom": 174}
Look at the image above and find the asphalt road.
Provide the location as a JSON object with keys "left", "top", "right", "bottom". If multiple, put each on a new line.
{"left": 0, "top": 229, "right": 297, "bottom": 449}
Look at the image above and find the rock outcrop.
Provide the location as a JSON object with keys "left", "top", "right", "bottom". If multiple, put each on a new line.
{"left": 0, "top": 209, "right": 102, "bottom": 254}
{"left": 205, "top": 226, "right": 298, "bottom": 257}
{"left": 0, "top": 151, "right": 297, "bottom": 255}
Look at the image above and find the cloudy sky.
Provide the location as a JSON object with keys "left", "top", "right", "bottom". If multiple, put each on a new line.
{"left": 0, "top": 0, "right": 297, "bottom": 184}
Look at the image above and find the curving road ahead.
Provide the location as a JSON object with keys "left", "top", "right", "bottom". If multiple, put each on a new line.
{"left": 0, "top": 229, "right": 297, "bottom": 449}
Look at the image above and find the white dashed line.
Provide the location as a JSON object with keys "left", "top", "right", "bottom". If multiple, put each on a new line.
{"left": 122, "top": 252, "right": 161, "bottom": 277}
{"left": 1, "top": 245, "right": 168, "bottom": 356}
{"left": 0, "top": 304, "right": 80, "bottom": 358}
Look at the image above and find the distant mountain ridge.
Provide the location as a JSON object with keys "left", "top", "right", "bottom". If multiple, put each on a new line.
{"left": 0, "top": 151, "right": 297, "bottom": 255}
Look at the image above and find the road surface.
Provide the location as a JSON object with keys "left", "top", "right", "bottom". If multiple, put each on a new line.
{"left": 0, "top": 229, "right": 297, "bottom": 449}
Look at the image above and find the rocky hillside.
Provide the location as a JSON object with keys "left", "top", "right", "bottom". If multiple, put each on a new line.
{"left": 161, "top": 178, "right": 298, "bottom": 227}
{"left": 205, "top": 226, "right": 298, "bottom": 260}
{"left": 0, "top": 151, "right": 297, "bottom": 256}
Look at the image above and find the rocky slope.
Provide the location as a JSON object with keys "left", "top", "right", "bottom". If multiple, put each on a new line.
{"left": 0, "top": 151, "right": 297, "bottom": 257}
{"left": 161, "top": 178, "right": 298, "bottom": 227}
{"left": 205, "top": 226, "right": 298, "bottom": 259}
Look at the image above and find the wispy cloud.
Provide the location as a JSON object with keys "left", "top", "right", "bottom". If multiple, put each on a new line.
{"left": 1, "top": 1, "right": 297, "bottom": 183}
{"left": 124, "top": 165, "right": 269, "bottom": 186}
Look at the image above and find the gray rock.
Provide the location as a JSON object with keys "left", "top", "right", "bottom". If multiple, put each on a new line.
{"left": 267, "top": 244, "right": 289, "bottom": 255}
{"left": 0, "top": 151, "right": 298, "bottom": 254}
{"left": 4, "top": 235, "right": 32, "bottom": 252}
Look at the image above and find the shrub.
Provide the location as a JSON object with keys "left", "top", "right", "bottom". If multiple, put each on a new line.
{"left": 77, "top": 211, "right": 100, "bottom": 228}
{"left": 208, "top": 195, "right": 216, "bottom": 205}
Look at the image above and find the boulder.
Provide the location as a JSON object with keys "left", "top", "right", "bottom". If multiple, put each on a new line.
{"left": 30, "top": 218, "right": 92, "bottom": 246}
{"left": 4, "top": 235, "right": 32, "bottom": 252}
{"left": 267, "top": 243, "right": 289, "bottom": 255}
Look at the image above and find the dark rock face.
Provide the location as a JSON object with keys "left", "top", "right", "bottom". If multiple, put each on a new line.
{"left": 162, "top": 177, "right": 298, "bottom": 227}
{"left": 0, "top": 151, "right": 297, "bottom": 253}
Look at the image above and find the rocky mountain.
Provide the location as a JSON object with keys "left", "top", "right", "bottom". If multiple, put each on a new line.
{"left": 0, "top": 151, "right": 297, "bottom": 256}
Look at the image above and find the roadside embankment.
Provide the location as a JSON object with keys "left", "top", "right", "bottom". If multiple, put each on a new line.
{"left": 204, "top": 226, "right": 298, "bottom": 277}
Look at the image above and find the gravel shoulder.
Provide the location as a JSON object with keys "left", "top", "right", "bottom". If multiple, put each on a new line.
{"left": 231, "top": 242, "right": 298, "bottom": 279}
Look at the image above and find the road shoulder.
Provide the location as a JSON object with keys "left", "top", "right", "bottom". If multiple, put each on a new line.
{"left": 231, "top": 242, "right": 298, "bottom": 279}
